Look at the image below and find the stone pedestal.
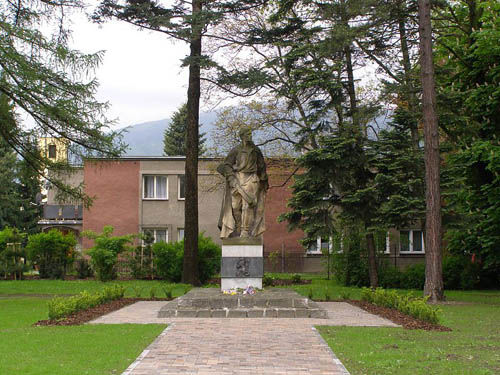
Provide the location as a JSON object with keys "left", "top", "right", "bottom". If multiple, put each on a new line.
{"left": 221, "top": 237, "right": 263, "bottom": 290}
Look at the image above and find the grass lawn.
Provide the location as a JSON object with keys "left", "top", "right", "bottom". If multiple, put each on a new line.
{"left": 0, "top": 279, "right": 191, "bottom": 298}
{"left": 317, "top": 292, "right": 500, "bottom": 375}
{"left": 0, "top": 297, "right": 166, "bottom": 375}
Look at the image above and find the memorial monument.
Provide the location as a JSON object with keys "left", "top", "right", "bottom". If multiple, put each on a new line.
{"left": 217, "top": 127, "right": 268, "bottom": 289}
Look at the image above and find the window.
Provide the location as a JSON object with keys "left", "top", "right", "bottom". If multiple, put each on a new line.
{"left": 178, "top": 228, "right": 184, "bottom": 241}
{"left": 399, "top": 230, "right": 425, "bottom": 253}
{"left": 143, "top": 229, "right": 168, "bottom": 244}
{"left": 143, "top": 175, "right": 167, "bottom": 199}
{"left": 178, "top": 175, "right": 185, "bottom": 200}
{"left": 307, "top": 237, "right": 332, "bottom": 255}
{"left": 48, "top": 144, "right": 56, "bottom": 159}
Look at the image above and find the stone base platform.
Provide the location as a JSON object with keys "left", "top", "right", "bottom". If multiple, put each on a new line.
{"left": 158, "top": 288, "right": 328, "bottom": 319}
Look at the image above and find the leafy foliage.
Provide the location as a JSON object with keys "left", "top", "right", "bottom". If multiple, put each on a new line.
{"left": 83, "top": 226, "right": 135, "bottom": 282}
{"left": 361, "top": 287, "right": 442, "bottom": 324}
{"left": 153, "top": 233, "right": 221, "bottom": 284}
{"left": 0, "top": 227, "right": 27, "bottom": 279}
{"left": 26, "top": 229, "right": 76, "bottom": 279}
{"left": 435, "top": 0, "right": 500, "bottom": 287}
{"left": 0, "top": 1, "right": 126, "bottom": 205}
{"left": 48, "top": 284, "right": 126, "bottom": 320}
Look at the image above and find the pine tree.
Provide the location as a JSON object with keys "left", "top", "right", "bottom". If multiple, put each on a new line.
{"left": 163, "top": 104, "right": 206, "bottom": 156}
{"left": 0, "top": 2, "right": 125, "bottom": 206}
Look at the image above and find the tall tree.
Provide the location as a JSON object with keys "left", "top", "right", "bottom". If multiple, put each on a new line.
{"left": 0, "top": 1, "right": 125, "bottom": 205}
{"left": 418, "top": 0, "right": 444, "bottom": 301}
{"left": 95, "top": 0, "right": 267, "bottom": 285}
{"left": 435, "top": 0, "right": 500, "bottom": 288}
{"left": 163, "top": 103, "right": 206, "bottom": 156}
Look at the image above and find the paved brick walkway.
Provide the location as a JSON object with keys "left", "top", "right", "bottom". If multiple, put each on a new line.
{"left": 91, "top": 301, "right": 397, "bottom": 374}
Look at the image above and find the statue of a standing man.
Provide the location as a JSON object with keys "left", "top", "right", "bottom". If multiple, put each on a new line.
{"left": 217, "top": 128, "right": 268, "bottom": 238}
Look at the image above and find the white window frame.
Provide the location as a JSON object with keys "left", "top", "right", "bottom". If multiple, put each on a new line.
{"left": 307, "top": 236, "right": 332, "bottom": 255}
{"left": 142, "top": 228, "right": 168, "bottom": 245}
{"left": 399, "top": 230, "right": 425, "bottom": 254}
{"left": 142, "top": 175, "right": 168, "bottom": 200}
{"left": 178, "top": 175, "right": 185, "bottom": 200}
{"left": 384, "top": 232, "right": 391, "bottom": 254}
{"left": 177, "top": 228, "right": 184, "bottom": 242}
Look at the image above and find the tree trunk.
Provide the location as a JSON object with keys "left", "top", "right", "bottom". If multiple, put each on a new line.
{"left": 418, "top": 0, "right": 444, "bottom": 301}
{"left": 366, "top": 232, "right": 378, "bottom": 288}
{"left": 398, "top": 10, "right": 420, "bottom": 149}
{"left": 182, "top": 0, "right": 202, "bottom": 286}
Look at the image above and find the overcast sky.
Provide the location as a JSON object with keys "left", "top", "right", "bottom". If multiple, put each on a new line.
{"left": 68, "top": 7, "right": 190, "bottom": 129}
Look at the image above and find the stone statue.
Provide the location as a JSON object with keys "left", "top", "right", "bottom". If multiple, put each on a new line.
{"left": 217, "top": 127, "right": 268, "bottom": 238}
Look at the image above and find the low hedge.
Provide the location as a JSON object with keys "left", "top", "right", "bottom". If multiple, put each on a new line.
{"left": 361, "top": 287, "right": 441, "bottom": 324}
{"left": 48, "top": 285, "right": 126, "bottom": 320}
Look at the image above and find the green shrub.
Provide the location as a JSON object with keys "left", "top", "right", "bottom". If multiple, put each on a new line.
{"left": 149, "top": 287, "right": 157, "bottom": 299}
{"left": 339, "top": 289, "right": 351, "bottom": 300}
{"left": 153, "top": 233, "right": 221, "bottom": 284}
{"left": 308, "top": 287, "right": 314, "bottom": 299}
{"left": 325, "top": 288, "right": 331, "bottom": 301}
{"left": 442, "top": 255, "right": 480, "bottom": 290}
{"left": 74, "top": 257, "right": 93, "bottom": 279}
{"left": 330, "top": 231, "right": 370, "bottom": 287}
{"left": 262, "top": 274, "right": 274, "bottom": 287}
{"left": 26, "top": 229, "right": 76, "bottom": 279}
{"left": 361, "top": 287, "right": 441, "bottom": 324}
{"left": 291, "top": 273, "right": 302, "bottom": 284}
{"left": 83, "top": 226, "right": 135, "bottom": 282}
{"left": 0, "top": 227, "right": 27, "bottom": 279}
{"left": 132, "top": 286, "right": 142, "bottom": 298}
{"left": 162, "top": 286, "right": 173, "bottom": 299}
{"left": 128, "top": 231, "right": 155, "bottom": 279}
{"left": 153, "top": 241, "right": 183, "bottom": 282}
{"left": 400, "top": 263, "right": 425, "bottom": 289}
{"left": 48, "top": 285, "right": 126, "bottom": 320}
{"left": 378, "top": 266, "right": 403, "bottom": 288}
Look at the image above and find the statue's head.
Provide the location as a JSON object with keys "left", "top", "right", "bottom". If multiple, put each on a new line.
{"left": 239, "top": 127, "right": 252, "bottom": 144}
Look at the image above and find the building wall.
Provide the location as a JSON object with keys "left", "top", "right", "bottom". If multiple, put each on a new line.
{"left": 46, "top": 168, "right": 84, "bottom": 205}
{"left": 139, "top": 159, "right": 223, "bottom": 244}
{"left": 263, "top": 160, "right": 305, "bottom": 256}
{"left": 83, "top": 160, "right": 140, "bottom": 248}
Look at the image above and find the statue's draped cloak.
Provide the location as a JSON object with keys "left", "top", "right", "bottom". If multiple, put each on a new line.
{"left": 217, "top": 143, "right": 268, "bottom": 238}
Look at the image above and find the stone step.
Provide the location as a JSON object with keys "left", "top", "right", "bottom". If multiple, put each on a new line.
{"left": 157, "top": 288, "right": 329, "bottom": 319}
{"left": 158, "top": 307, "right": 328, "bottom": 319}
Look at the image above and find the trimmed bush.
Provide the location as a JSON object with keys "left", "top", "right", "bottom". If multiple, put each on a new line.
{"left": 26, "top": 229, "right": 76, "bottom": 279}
{"left": 153, "top": 233, "right": 221, "bottom": 284}
{"left": 48, "top": 285, "right": 126, "bottom": 320}
{"left": 0, "top": 227, "right": 27, "bottom": 279}
{"left": 442, "top": 255, "right": 480, "bottom": 290}
{"left": 83, "top": 226, "right": 135, "bottom": 282}
{"left": 361, "top": 287, "right": 441, "bottom": 324}
{"left": 400, "top": 263, "right": 425, "bottom": 289}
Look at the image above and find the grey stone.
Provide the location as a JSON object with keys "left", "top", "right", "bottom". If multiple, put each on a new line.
{"left": 227, "top": 309, "right": 248, "bottom": 318}
{"left": 221, "top": 257, "right": 263, "bottom": 278}
{"left": 295, "top": 309, "right": 311, "bottom": 318}
{"left": 196, "top": 309, "right": 211, "bottom": 318}
{"left": 211, "top": 309, "right": 227, "bottom": 318}
{"left": 177, "top": 299, "right": 193, "bottom": 308}
{"left": 222, "top": 237, "right": 263, "bottom": 246}
{"left": 247, "top": 309, "right": 264, "bottom": 318}
{"left": 157, "top": 309, "right": 175, "bottom": 318}
{"left": 309, "top": 309, "right": 328, "bottom": 319}
{"left": 277, "top": 309, "right": 296, "bottom": 318}
{"left": 239, "top": 296, "right": 256, "bottom": 307}
{"left": 268, "top": 298, "right": 293, "bottom": 308}
{"left": 223, "top": 297, "right": 238, "bottom": 308}
{"left": 191, "top": 298, "right": 210, "bottom": 308}
{"left": 293, "top": 298, "right": 309, "bottom": 308}
{"left": 264, "top": 308, "right": 277, "bottom": 318}
{"left": 176, "top": 309, "right": 198, "bottom": 318}
{"left": 209, "top": 298, "right": 225, "bottom": 309}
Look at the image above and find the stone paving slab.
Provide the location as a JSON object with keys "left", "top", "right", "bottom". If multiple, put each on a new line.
{"left": 90, "top": 300, "right": 398, "bottom": 375}
{"left": 121, "top": 319, "right": 350, "bottom": 375}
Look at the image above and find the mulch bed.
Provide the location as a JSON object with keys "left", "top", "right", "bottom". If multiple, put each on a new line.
{"left": 34, "top": 298, "right": 171, "bottom": 327}
{"left": 346, "top": 300, "right": 452, "bottom": 332}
